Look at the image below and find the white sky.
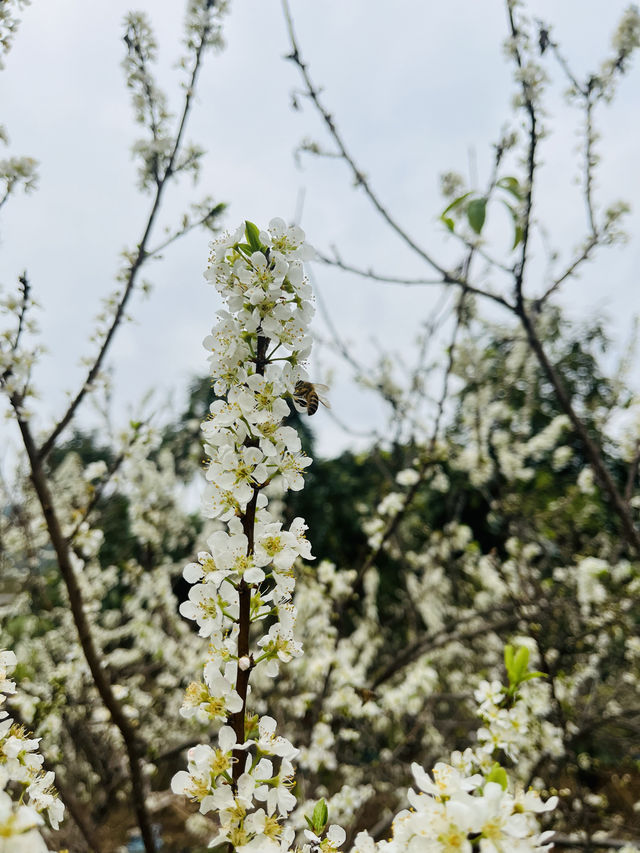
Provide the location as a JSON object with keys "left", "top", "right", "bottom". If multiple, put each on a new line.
{"left": 1, "top": 0, "right": 639, "bottom": 458}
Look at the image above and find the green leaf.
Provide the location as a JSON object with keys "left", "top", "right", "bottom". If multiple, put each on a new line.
{"left": 441, "top": 215, "right": 455, "bottom": 232}
{"left": 497, "top": 176, "right": 523, "bottom": 200}
{"left": 467, "top": 197, "right": 487, "bottom": 234}
{"left": 512, "top": 224, "right": 524, "bottom": 250}
{"left": 504, "top": 644, "right": 515, "bottom": 675}
{"left": 245, "top": 220, "right": 262, "bottom": 252}
{"left": 441, "top": 190, "right": 474, "bottom": 217}
{"left": 311, "top": 798, "right": 328, "bottom": 832}
{"left": 486, "top": 762, "right": 509, "bottom": 791}
{"left": 522, "top": 670, "right": 547, "bottom": 681}
{"left": 500, "top": 200, "right": 523, "bottom": 251}
{"left": 236, "top": 242, "right": 253, "bottom": 254}
{"left": 513, "top": 645, "right": 530, "bottom": 680}
{"left": 501, "top": 200, "right": 519, "bottom": 224}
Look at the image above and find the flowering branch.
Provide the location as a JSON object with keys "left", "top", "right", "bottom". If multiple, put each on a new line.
{"left": 0, "top": 649, "right": 64, "bottom": 850}
{"left": 38, "top": 1, "right": 227, "bottom": 461}
{"left": 282, "top": 0, "right": 640, "bottom": 556}
{"left": 173, "top": 218, "right": 349, "bottom": 851}
{"left": 8, "top": 400, "right": 159, "bottom": 852}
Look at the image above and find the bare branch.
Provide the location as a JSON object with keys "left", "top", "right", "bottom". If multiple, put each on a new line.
{"left": 39, "top": 17, "right": 216, "bottom": 462}
{"left": 146, "top": 202, "right": 225, "bottom": 258}
{"left": 66, "top": 451, "right": 126, "bottom": 546}
{"left": 316, "top": 250, "right": 514, "bottom": 310}
{"left": 625, "top": 438, "right": 640, "bottom": 505}
{"left": 536, "top": 235, "right": 598, "bottom": 305}
{"left": 515, "top": 304, "right": 640, "bottom": 554}
{"left": 371, "top": 612, "right": 521, "bottom": 690}
{"left": 281, "top": 0, "right": 451, "bottom": 280}
{"left": 0, "top": 271, "right": 30, "bottom": 387}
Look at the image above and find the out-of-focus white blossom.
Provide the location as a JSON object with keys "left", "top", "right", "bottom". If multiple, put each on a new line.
{"left": 0, "top": 650, "right": 64, "bottom": 847}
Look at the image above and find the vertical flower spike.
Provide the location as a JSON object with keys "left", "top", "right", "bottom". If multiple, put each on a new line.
{"left": 173, "top": 220, "right": 343, "bottom": 852}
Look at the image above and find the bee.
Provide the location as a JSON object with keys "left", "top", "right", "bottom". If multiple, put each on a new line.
{"left": 293, "top": 381, "right": 331, "bottom": 416}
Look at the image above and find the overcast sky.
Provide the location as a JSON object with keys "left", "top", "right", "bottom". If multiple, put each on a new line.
{"left": 2, "top": 0, "right": 639, "bottom": 459}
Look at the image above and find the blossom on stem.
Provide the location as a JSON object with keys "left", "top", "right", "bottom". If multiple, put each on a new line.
{"left": 173, "top": 219, "right": 344, "bottom": 851}
{"left": 0, "top": 649, "right": 64, "bottom": 846}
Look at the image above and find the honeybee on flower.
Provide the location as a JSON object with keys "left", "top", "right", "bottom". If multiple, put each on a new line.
{"left": 293, "top": 381, "right": 330, "bottom": 416}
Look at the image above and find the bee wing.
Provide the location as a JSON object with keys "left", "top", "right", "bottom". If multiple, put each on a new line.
{"left": 318, "top": 395, "right": 331, "bottom": 409}
{"left": 314, "top": 384, "right": 330, "bottom": 393}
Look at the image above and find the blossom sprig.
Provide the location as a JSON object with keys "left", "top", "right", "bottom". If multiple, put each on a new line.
{"left": 173, "top": 219, "right": 345, "bottom": 852}
{"left": 303, "top": 798, "right": 346, "bottom": 853}
{"left": 0, "top": 272, "right": 42, "bottom": 414}
{"left": 0, "top": 0, "right": 30, "bottom": 69}
{"left": 0, "top": 649, "right": 64, "bottom": 850}
{"left": 353, "top": 644, "right": 558, "bottom": 852}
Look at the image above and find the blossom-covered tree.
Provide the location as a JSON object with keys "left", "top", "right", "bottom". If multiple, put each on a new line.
{"left": 1, "top": 0, "right": 640, "bottom": 851}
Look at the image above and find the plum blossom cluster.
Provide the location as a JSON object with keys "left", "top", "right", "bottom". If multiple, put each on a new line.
{"left": 172, "top": 219, "right": 345, "bottom": 852}
{"left": 352, "top": 650, "right": 557, "bottom": 853}
{"left": 0, "top": 650, "right": 64, "bottom": 852}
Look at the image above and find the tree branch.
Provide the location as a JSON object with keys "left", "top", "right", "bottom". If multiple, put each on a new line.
{"left": 515, "top": 304, "right": 640, "bottom": 554}
{"left": 39, "top": 19, "right": 215, "bottom": 462}
{"left": 281, "top": 0, "right": 451, "bottom": 281}
{"left": 11, "top": 402, "right": 157, "bottom": 853}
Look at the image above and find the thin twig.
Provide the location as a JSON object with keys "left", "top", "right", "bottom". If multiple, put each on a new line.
{"left": 39, "top": 19, "right": 214, "bottom": 461}
{"left": 371, "top": 611, "right": 520, "bottom": 690}
{"left": 316, "top": 250, "right": 513, "bottom": 310}
{"left": 536, "top": 235, "right": 598, "bottom": 305}
{"left": 146, "top": 204, "right": 224, "bottom": 258}
{"left": 0, "top": 271, "right": 30, "bottom": 386}
{"left": 516, "top": 305, "right": 640, "bottom": 554}
{"left": 282, "top": 0, "right": 449, "bottom": 281}
{"left": 66, "top": 452, "right": 125, "bottom": 545}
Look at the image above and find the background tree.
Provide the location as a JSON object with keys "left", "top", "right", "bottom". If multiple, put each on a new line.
{"left": 2, "top": 1, "right": 640, "bottom": 852}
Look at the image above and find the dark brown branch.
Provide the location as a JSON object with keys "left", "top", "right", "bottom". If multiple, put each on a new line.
{"left": 503, "top": 4, "right": 640, "bottom": 552}
{"left": 124, "top": 23, "right": 163, "bottom": 185}
{"left": 515, "top": 305, "right": 640, "bottom": 554}
{"left": 371, "top": 612, "right": 520, "bottom": 690}
{"left": 583, "top": 91, "right": 598, "bottom": 237}
{"left": 231, "top": 334, "right": 268, "bottom": 785}
{"left": 316, "top": 251, "right": 513, "bottom": 310}
{"left": 545, "top": 36, "right": 586, "bottom": 95}
{"left": 0, "top": 271, "right": 30, "bottom": 386}
{"left": 66, "top": 452, "right": 125, "bottom": 545}
{"left": 11, "top": 402, "right": 156, "bottom": 853}
{"left": 428, "top": 288, "right": 467, "bottom": 452}
{"left": 536, "top": 235, "right": 598, "bottom": 305}
{"left": 625, "top": 439, "right": 640, "bottom": 504}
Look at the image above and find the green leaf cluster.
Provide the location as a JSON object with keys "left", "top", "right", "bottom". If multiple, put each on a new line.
{"left": 305, "top": 798, "right": 329, "bottom": 834}
{"left": 439, "top": 175, "right": 524, "bottom": 248}
{"left": 504, "top": 644, "right": 545, "bottom": 696}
